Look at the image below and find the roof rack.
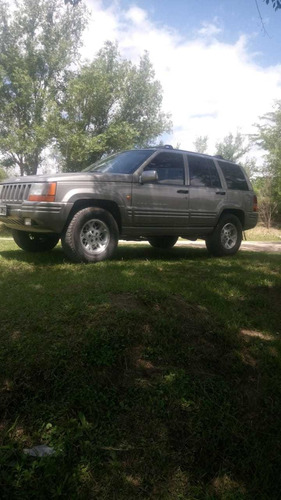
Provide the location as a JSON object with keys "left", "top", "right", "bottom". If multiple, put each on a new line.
{"left": 153, "top": 144, "right": 174, "bottom": 150}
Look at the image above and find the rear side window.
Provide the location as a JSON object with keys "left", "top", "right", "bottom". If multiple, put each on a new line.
{"left": 188, "top": 155, "right": 221, "bottom": 188}
{"left": 218, "top": 161, "right": 249, "bottom": 191}
{"left": 144, "top": 152, "right": 185, "bottom": 185}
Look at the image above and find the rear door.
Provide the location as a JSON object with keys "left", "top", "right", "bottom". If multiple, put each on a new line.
{"left": 132, "top": 151, "right": 189, "bottom": 227}
{"left": 187, "top": 154, "right": 225, "bottom": 227}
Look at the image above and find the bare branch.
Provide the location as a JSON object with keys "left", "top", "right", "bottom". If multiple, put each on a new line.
{"left": 255, "top": 0, "right": 270, "bottom": 37}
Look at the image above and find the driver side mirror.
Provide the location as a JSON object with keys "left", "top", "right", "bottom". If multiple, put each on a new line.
{"left": 139, "top": 170, "right": 158, "bottom": 184}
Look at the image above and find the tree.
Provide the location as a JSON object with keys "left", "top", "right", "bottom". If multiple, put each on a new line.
{"left": 263, "top": 0, "right": 281, "bottom": 11}
{"left": 0, "top": 0, "right": 86, "bottom": 176}
{"left": 64, "top": 0, "right": 81, "bottom": 4}
{"left": 254, "top": 101, "right": 281, "bottom": 212}
{"left": 242, "top": 157, "right": 258, "bottom": 182}
{"left": 214, "top": 132, "right": 251, "bottom": 163}
{"left": 55, "top": 42, "right": 172, "bottom": 171}
{"left": 214, "top": 131, "right": 258, "bottom": 181}
{"left": 254, "top": 176, "right": 278, "bottom": 228}
{"left": 0, "top": 166, "right": 6, "bottom": 181}
{"left": 193, "top": 136, "right": 208, "bottom": 154}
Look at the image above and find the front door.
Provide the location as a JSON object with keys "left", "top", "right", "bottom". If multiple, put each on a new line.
{"left": 132, "top": 152, "right": 189, "bottom": 228}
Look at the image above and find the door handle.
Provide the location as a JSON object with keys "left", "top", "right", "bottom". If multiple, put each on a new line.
{"left": 216, "top": 191, "right": 226, "bottom": 195}
{"left": 177, "top": 189, "right": 189, "bottom": 194}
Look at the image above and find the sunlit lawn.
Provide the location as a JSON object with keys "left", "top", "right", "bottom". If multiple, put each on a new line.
{"left": 1, "top": 236, "right": 281, "bottom": 499}
{"left": 246, "top": 223, "right": 281, "bottom": 241}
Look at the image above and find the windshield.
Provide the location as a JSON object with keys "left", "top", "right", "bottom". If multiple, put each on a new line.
{"left": 83, "top": 150, "right": 154, "bottom": 174}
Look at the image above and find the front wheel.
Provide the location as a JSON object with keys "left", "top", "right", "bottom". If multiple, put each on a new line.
{"left": 12, "top": 230, "right": 59, "bottom": 252}
{"left": 61, "top": 207, "right": 119, "bottom": 263}
{"left": 205, "top": 215, "right": 242, "bottom": 257}
{"left": 148, "top": 236, "right": 178, "bottom": 249}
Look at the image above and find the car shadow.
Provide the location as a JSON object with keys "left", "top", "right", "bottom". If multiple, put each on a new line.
{"left": 0, "top": 243, "right": 210, "bottom": 265}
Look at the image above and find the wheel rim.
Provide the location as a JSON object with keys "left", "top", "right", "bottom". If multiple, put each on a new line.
{"left": 80, "top": 219, "right": 110, "bottom": 255}
{"left": 220, "top": 223, "right": 238, "bottom": 250}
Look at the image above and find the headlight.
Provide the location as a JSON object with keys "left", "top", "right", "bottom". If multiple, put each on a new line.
{"left": 28, "top": 182, "right": 57, "bottom": 202}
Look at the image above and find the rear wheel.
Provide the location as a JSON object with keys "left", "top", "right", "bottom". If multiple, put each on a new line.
{"left": 61, "top": 207, "right": 119, "bottom": 263}
{"left": 12, "top": 230, "right": 59, "bottom": 252}
{"left": 148, "top": 236, "right": 178, "bottom": 249}
{"left": 206, "top": 214, "right": 242, "bottom": 256}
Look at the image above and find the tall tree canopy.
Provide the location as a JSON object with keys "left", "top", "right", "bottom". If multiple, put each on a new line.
{"left": 54, "top": 42, "right": 172, "bottom": 171}
{"left": 0, "top": 1, "right": 171, "bottom": 175}
{"left": 254, "top": 101, "right": 281, "bottom": 208}
{"left": 0, "top": 0, "right": 86, "bottom": 175}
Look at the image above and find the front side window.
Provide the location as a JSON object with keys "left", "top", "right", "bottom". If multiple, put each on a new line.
{"left": 218, "top": 161, "right": 249, "bottom": 191}
{"left": 144, "top": 152, "right": 185, "bottom": 185}
{"left": 188, "top": 155, "right": 221, "bottom": 188}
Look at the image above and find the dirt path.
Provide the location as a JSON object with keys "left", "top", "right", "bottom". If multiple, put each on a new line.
{"left": 175, "top": 240, "right": 281, "bottom": 253}
{"left": 121, "top": 239, "right": 281, "bottom": 253}
{"left": 1, "top": 237, "right": 281, "bottom": 253}
{"left": 238, "top": 241, "right": 281, "bottom": 253}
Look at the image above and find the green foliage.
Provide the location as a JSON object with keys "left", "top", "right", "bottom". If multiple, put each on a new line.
{"left": 241, "top": 156, "right": 258, "bottom": 182}
{"left": 254, "top": 101, "right": 281, "bottom": 211}
{"left": 253, "top": 176, "right": 278, "bottom": 228}
{"left": 54, "top": 43, "right": 171, "bottom": 171}
{"left": 215, "top": 132, "right": 251, "bottom": 163}
{"left": 0, "top": 0, "right": 86, "bottom": 175}
{"left": 215, "top": 131, "right": 258, "bottom": 182}
{"left": 0, "top": 166, "right": 6, "bottom": 181}
{"left": 0, "top": 4, "right": 170, "bottom": 175}
{"left": 64, "top": 0, "right": 81, "bottom": 4}
{"left": 193, "top": 135, "right": 208, "bottom": 154}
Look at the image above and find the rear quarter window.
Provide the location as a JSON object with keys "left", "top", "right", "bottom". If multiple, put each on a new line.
{"left": 218, "top": 161, "right": 249, "bottom": 191}
{"left": 188, "top": 155, "right": 221, "bottom": 188}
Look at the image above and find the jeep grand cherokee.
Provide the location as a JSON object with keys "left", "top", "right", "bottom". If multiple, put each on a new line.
{"left": 0, "top": 147, "right": 258, "bottom": 262}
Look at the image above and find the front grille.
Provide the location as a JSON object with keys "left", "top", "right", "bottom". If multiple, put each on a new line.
{"left": 0, "top": 183, "right": 32, "bottom": 203}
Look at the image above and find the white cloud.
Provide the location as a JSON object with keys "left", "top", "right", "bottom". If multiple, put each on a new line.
{"left": 84, "top": 0, "right": 281, "bottom": 160}
{"left": 197, "top": 19, "right": 223, "bottom": 38}
{"left": 124, "top": 6, "right": 147, "bottom": 25}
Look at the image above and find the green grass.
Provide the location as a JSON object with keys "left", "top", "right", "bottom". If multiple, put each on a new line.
{"left": 0, "top": 223, "right": 12, "bottom": 238}
{"left": 1, "top": 239, "right": 281, "bottom": 499}
{"left": 246, "top": 224, "right": 281, "bottom": 241}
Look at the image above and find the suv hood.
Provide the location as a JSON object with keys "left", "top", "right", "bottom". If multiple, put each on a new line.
{"left": 1, "top": 171, "right": 134, "bottom": 184}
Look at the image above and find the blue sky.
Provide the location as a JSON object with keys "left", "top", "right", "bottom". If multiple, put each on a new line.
{"left": 118, "top": 0, "right": 281, "bottom": 66}
{"left": 85, "top": 0, "right": 281, "bottom": 161}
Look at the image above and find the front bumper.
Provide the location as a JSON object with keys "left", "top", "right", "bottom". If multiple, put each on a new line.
{"left": 0, "top": 201, "right": 73, "bottom": 233}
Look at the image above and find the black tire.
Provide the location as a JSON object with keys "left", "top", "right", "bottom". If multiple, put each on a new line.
{"left": 148, "top": 235, "right": 178, "bottom": 249}
{"left": 61, "top": 207, "right": 119, "bottom": 263}
{"left": 12, "top": 230, "right": 59, "bottom": 252}
{"left": 205, "top": 214, "right": 242, "bottom": 257}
